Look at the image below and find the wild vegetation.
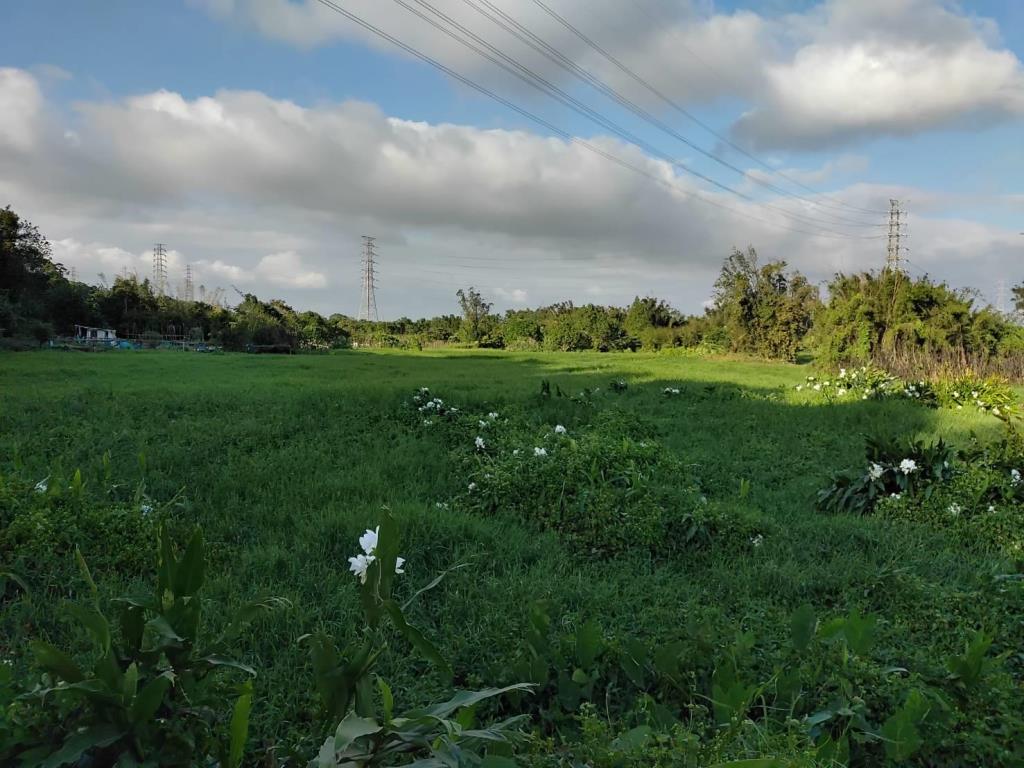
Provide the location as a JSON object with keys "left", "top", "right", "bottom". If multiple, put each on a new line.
{"left": 4, "top": 205, "right": 1023, "bottom": 380}
{"left": 1, "top": 350, "right": 1022, "bottom": 766}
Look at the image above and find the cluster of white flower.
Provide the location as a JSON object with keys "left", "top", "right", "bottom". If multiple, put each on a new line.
{"left": 948, "top": 503, "right": 962, "bottom": 516}
{"left": 413, "top": 388, "right": 458, "bottom": 418}
{"left": 903, "top": 381, "right": 927, "bottom": 399}
{"left": 1012, "top": 468, "right": 1021, "bottom": 486}
{"left": 348, "top": 527, "right": 405, "bottom": 585}
{"left": 534, "top": 447, "right": 547, "bottom": 457}
{"left": 554, "top": 424, "right": 567, "bottom": 435}
{"left": 749, "top": 533, "right": 764, "bottom": 548}
{"left": 435, "top": 501, "right": 449, "bottom": 510}
{"left": 475, "top": 436, "right": 486, "bottom": 451}
{"left": 868, "top": 463, "right": 884, "bottom": 481}
{"left": 899, "top": 458, "right": 918, "bottom": 475}
{"left": 662, "top": 387, "right": 681, "bottom": 396}
{"left": 34, "top": 477, "right": 48, "bottom": 493}
{"left": 488, "top": 411, "right": 499, "bottom": 420}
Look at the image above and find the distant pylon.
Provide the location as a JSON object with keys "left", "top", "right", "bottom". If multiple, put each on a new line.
{"left": 358, "top": 235, "right": 379, "bottom": 321}
{"left": 69, "top": 266, "right": 78, "bottom": 282}
{"left": 184, "top": 264, "right": 195, "bottom": 302}
{"left": 153, "top": 243, "right": 168, "bottom": 295}
{"left": 885, "top": 200, "right": 905, "bottom": 273}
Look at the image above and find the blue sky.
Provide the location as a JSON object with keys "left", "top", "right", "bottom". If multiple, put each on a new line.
{"left": 2, "top": 0, "right": 1022, "bottom": 317}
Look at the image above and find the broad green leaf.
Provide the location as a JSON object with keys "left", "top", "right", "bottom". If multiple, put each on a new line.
{"left": 611, "top": 725, "right": 652, "bottom": 752}
{"left": 383, "top": 599, "right": 452, "bottom": 680}
{"left": 378, "top": 677, "right": 394, "bottom": 723}
{"left": 31, "top": 640, "right": 84, "bottom": 683}
{"left": 333, "top": 712, "right": 382, "bottom": 752}
{"left": 129, "top": 672, "right": 172, "bottom": 724}
{"left": 228, "top": 680, "right": 254, "bottom": 768}
{"left": 74, "top": 547, "right": 100, "bottom": 607}
{"left": 790, "top": 604, "right": 816, "bottom": 652}
{"left": 881, "top": 710, "right": 922, "bottom": 762}
{"left": 40, "top": 723, "right": 124, "bottom": 768}
{"left": 172, "top": 528, "right": 205, "bottom": 597}
{"left": 575, "top": 620, "right": 602, "bottom": 669}
{"left": 409, "top": 684, "right": 533, "bottom": 720}
{"left": 65, "top": 603, "right": 111, "bottom": 654}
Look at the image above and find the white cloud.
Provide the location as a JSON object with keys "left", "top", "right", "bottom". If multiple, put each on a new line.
{"left": 256, "top": 251, "right": 327, "bottom": 289}
{"left": 193, "top": 0, "right": 1024, "bottom": 149}
{"left": 1, "top": 67, "right": 1021, "bottom": 317}
{"left": 0, "top": 68, "right": 43, "bottom": 152}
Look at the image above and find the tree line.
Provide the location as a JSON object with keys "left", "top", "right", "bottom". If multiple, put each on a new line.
{"left": 2, "top": 205, "right": 1022, "bottom": 374}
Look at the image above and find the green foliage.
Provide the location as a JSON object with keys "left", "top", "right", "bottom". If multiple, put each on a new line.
{"left": 711, "top": 247, "right": 819, "bottom": 361}
{"left": 3, "top": 526, "right": 281, "bottom": 767}
{"left": 455, "top": 407, "right": 759, "bottom": 557}
{"left": 816, "top": 435, "right": 955, "bottom": 516}
{"left": 0, "top": 472, "right": 160, "bottom": 589}
{"left": 306, "top": 515, "right": 531, "bottom": 766}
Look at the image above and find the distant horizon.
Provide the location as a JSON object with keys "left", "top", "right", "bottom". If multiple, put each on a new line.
{"left": 2, "top": 0, "right": 1022, "bottom": 318}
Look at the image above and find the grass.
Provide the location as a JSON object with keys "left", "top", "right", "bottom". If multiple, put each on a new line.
{"left": 1, "top": 349, "right": 1020, "bottom": 764}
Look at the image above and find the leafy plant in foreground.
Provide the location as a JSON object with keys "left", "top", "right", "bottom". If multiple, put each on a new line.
{"left": 4, "top": 525, "right": 283, "bottom": 767}
{"left": 306, "top": 513, "right": 531, "bottom": 767}
{"left": 816, "top": 435, "right": 954, "bottom": 516}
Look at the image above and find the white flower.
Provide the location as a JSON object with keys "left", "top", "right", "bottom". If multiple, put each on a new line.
{"left": 890, "top": 493, "right": 902, "bottom": 500}
{"left": 840, "top": 368, "right": 847, "bottom": 378}
{"left": 479, "top": 420, "right": 489, "bottom": 428}
{"left": 140, "top": 503, "right": 154, "bottom": 516}
{"left": 34, "top": 477, "right": 49, "bottom": 493}
{"left": 899, "top": 459, "right": 918, "bottom": 475}
{"left": 988, "top": 505, "right": 997, "bottom": 513}
{"left": 359, "top": 527, "right": 379, "bottom": 555}
{"left": 554, "top": 424, "right": 567, "bottom": 435}
{"left": 348, "top": 554, "right": 374, "bottom": 584}
{"left": 419, "top": 387, "right": 430, "bottom": 394}
{"left": 837, "top": 388, "right": 847, "bottom": 397}
{"left": 534, "top": 447, "right": 548, "bottom": 457}
{"left": 512, "top": 448, "right": 520, "bottom": 456}
{"left": 475, "top": 436, "right": 486, "bottom": 450}
{"left": 425, "top": 401, "right": 436, "bottom": 410}
{"left": 795, "top": 385, "right": 803, "bottom": 391}
{"left": 435, "top": 501, "right": 448, "bottom": 510}
{"left": 434, "top": 398, "right": 443, "bottom": 405}
{"left": 750, "top": 534, "right": 764, "bottom": 548}
{"left": 813, "top": 384, "right": 821, "bottom": 391}
{"left": 423, "top": 419, "right": 433, "bottom": 426}
{"left": 468, "top": 482, "right": 477, "bottom": 491}
{"left": 450, "top": 407, "right": 459, "bottom": 413}
{"left": 868, "top": 463, "right": 884, "bottom": 481}
{"left": 1011, "top": 469, "right": 1021, "bottom": 486}
{"left": 948, "top": 503, "right": 962, "bottom": 516}
{"left": 395, "top": 557, "right": 406, "bottom": 575}
{"left": 488, "top": 411, "right": 499, "bottom": 419}
{"left": 971, "top": 391, "right": 979, "bottom": 398}
{"left": 993, "top": 407, "right": 1001, "bottom": 416}
{"left": 862, "top": 394, "right": 868, "bottom": 400}
{"left": 670, "top": 388, "right": 680, "bottom": 395}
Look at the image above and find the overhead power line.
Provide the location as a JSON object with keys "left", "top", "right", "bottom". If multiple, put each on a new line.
{"left": 310, "top": 0, "right": 881, "bottom": 241}
{"left": 455, "top": 0, "right": 880, "bottom": 229}
{"left": 475, "top": 0, "right": 883, "bottom": 224}
{"left": 622, "top": 0, "right": 889, "bottom": 216}
{"left": 388, "top": 0, "right": 883, "bottom": 239}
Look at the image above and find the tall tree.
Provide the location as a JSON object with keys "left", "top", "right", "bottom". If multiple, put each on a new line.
{"left": 456, "top": 286, "right": 493, "bottom": 343}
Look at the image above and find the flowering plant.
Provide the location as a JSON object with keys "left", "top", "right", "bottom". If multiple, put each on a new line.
{"left": 308, "top": 513, "right": 531, "bottom": 766}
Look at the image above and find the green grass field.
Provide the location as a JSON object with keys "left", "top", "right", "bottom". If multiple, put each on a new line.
{"left": 2, "top": 350, "right": 1021, "bottom": 765}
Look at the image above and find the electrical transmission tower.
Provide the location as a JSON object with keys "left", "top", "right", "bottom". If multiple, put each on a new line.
{"left": 885, "top": 200, "right": 906, "bottom": 273}
{"left": 184, "top": 264, "right": 195, "bottom": 302}
{"left": 358, "top": 235, "right": 379, "bottom": 321}
{"left": 152, "top": 243, "right": 168, "bottom": 295}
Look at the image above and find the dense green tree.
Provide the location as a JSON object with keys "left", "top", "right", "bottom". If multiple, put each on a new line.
{"left": 456, "top": 287, "right": 493, "bottom": 343}
{"left": 712, "top": 246, "right": 818, "bottom": 360}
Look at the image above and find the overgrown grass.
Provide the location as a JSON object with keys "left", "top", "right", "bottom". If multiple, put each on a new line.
{"left": 1, "top": 349, "right": 1020, "bottom": 764}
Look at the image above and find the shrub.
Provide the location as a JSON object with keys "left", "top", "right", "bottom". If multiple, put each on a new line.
{"left": 816, "top": 435, "right": 955, "bottom": 516}
{"left": 0, "top": 471, "right": 161, "bottom": 589}
{"left": 3, "top": 527, "right": 279, "bottom": 767}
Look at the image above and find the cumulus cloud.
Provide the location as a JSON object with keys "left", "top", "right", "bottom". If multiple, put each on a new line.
{"left": 0, "top": 67, "right": 1020, "bottom": 317}
{"left": 0, "top": 68, "right": 43, "bottom": 152}
{"left": 256, "top": 251, "right": 327, "bottom": 289}
{"left": 734, "top": 0, "right": 1024, "bottom": 149}
{"left": 193, "top": 0, "right": 1024, "bottom": 149}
